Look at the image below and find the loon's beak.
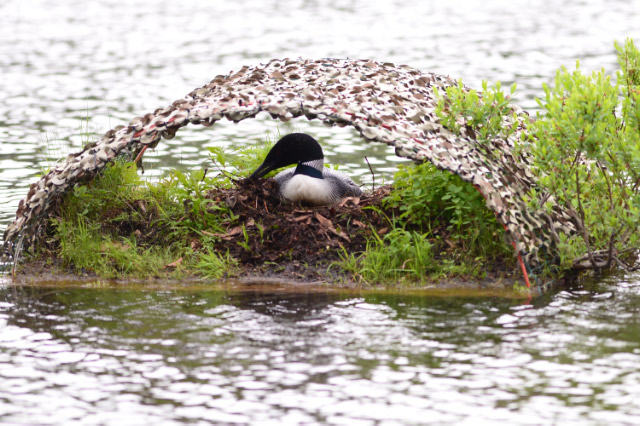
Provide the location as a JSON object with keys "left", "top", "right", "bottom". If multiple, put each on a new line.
{"left": 248, "top": 161, "right": 276, "bottom": 180}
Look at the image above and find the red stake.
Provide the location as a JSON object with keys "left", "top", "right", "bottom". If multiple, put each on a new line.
{"left": 134, "top": 145, "right": 149, "bottom": 164}
{"left": 502, "top": 222, "right": 532, "bottom": 289}
{"left": 473, "top": 184, "right": 531, "bottom": 288}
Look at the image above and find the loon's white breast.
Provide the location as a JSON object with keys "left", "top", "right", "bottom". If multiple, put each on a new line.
{"left": 275, "top": 166, "right": 361, "bottom": 206}
{"left": 278, "top": 173, "right": 336, "bottom": 205}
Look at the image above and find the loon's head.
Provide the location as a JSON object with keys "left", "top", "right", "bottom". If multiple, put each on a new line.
{"left": 249, "top": 133, "right": 324, "bottom": 179}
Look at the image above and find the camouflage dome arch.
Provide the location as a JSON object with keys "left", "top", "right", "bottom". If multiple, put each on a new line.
{"left": 2, "top": 58, "right": 576, "bottom": 272}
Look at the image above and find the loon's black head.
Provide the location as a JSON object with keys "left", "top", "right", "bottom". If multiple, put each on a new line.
{"left": 249, "top": 133, "right": 324, "bottom": 179}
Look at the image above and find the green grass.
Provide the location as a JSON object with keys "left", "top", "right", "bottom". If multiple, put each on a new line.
{"left": 331, "top": 160, "right": 514, "bottom": 286}
{"left": 39, "top": 134, "right": 294, "bottom": 279}
{"left": 44, "top": 149, "right": 243, "bottom": 278}
{"left": 332, "top": 204, "right": 508, "bottom": 285}
{"left": 54, "top": 217, "right": 178, "bottom": 278}
{"left": 197, "top": 249, "right": 238, "bottom": 279}
{"left": 207, "top": 135, "right": 277, "bottom": 180}
{"left": 37, "top": 134, "right": 517, "bottom": 283}
{"left": 335, "top": 228, "right": 436, "bottom": 284}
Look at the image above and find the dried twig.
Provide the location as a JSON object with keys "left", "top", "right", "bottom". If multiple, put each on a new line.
{"left": 365, "top": 156, "right": 375, "bottom": 191}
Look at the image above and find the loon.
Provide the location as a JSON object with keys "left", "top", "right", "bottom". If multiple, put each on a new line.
{"left": 248, "top": 133, "right": 362, "bottom": 206}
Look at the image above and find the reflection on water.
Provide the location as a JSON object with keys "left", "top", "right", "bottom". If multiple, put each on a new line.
{"left": 1, "top": 276, "right": 640, "bottom": 423}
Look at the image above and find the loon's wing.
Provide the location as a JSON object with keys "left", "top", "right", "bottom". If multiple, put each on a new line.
{"left": 322, "top": 169, "right": 362, "bottom": 197}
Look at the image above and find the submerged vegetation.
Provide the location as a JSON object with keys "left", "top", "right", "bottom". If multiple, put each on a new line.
{"left": 19, "top": 38, "right": 640, "bottom": 285}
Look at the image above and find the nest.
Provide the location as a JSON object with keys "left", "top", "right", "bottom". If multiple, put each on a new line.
{"left": 200, "top": 178, "right": 391, "bottom": 277}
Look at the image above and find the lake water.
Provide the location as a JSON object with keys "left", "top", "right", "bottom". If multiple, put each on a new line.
{"left": 2, "top": 278, "right": 640, "bottom": 424}
{"left": 2, "top": 0, "right": 640, "bottom": 423}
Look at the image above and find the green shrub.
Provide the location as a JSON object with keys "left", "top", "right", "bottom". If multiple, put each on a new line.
{"left": 384, "top": 162, "right": 511, "bottom": 261}
{"left": 428, "top": 38, "right": 640, "bottom": 272}
{"left": 435, "top": 79, "right": 519, "bottom": 145}
{"left": 525, "top": 38, "right": 640, "bottom": 270}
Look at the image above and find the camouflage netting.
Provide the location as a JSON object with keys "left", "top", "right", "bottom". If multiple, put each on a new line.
{"left": 2, "top": 58, "right": 576, "bottom": 272}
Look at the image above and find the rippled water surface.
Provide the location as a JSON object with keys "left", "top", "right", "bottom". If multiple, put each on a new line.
{"left": 3, "top": 0, "right": 640, "bottom": 423}
{"left": 1, "top": 277, "right": 640, "bottom": 424}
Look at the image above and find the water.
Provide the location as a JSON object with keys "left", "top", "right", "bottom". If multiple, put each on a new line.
{"left": 2, "top": 0, "right": 640, "bottom": 423}
{"left": 1, "top": 278, "right": 640, "bottom": 424}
